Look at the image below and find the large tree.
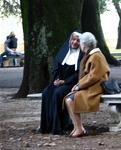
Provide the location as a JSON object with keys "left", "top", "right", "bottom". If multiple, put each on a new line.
{"left": 112, "top": 0, "right": 121, "bottom": 48}
{"left": 0, "top": 0, "right": 120, "bottom": 98}
{"left": 15, "top": 0, "right": 120, "bottom": 98}
{"left": 15, "top": 0, "right": 83, "bottom": 97}
{"left": 81, "top": 0, "right": 119, "bottom": 65}
{"left": 99, "top": 0, "right": 121, "bottom": 49}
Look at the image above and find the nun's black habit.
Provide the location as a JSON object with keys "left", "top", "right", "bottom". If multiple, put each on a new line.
{"left": 40, "top": 32, "right": 84, "bottom": 135}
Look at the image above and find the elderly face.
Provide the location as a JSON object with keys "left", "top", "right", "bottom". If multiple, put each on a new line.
{"left": 70, "top": 35, "right": 80, "bottom": 49}
{"left": 80, "top": 42, "right": 88, "bottom": 54}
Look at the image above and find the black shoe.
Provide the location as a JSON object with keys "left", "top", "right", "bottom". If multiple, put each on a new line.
{"left": 31, "top": 127, "right": 41, "bottom": 134}
{"left": 0, "top": 63, "right": 3, "bottom": 67}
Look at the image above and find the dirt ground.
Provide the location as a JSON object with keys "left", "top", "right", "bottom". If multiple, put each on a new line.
{"left": 0, "top": 65, "right": 121, "bottom": 150}
{"left": 0, "top": 86, "right": 121, "bottom": 150}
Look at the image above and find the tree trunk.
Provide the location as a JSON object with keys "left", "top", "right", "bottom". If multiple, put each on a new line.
{"left": 14, "top": 0, "right": 30, "bottom": 98}
{"left": 113, "top": 1, "right": 121, "bottom": 49}
{"left": 81, "top": 0, "right": 120, "bottom": 65}
{"left": 15, "top": 0, "right": 120, "bottom": 98}
{"left": 116, "top": 20, "right": 121, "bottom": 48}
{"left": 15, "top": 0, "right": 82, "bottom": 98}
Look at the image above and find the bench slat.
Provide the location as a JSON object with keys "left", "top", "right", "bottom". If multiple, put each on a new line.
{"left": 101, "top": 94, "right": 121, "bottom": 99}
{"left": 27, "top": 93, "right": 42, "bottom": 98}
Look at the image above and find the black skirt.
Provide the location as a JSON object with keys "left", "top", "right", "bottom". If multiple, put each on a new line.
{"left": 40, "top": 64, "right": 78, "bottom": 134}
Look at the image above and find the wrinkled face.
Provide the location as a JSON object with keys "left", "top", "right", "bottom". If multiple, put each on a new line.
{"left": 70, "top": 35, "right": 80, "bottom": 49}
{"left": 80, "top": 42, "right": 88, "bottom": 53}
{"left": 80, "top": 42, "right": 84, "bottom": 51}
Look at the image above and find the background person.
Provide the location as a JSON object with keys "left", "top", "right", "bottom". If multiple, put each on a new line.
{"left": 64, "top": 32, "right": 110, "bottom": 137}
{"left": 0, "top": 32, "right": 23, "bottom": 67}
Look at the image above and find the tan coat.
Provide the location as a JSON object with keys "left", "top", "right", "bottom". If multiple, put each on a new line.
{"left": 72, "top": 49, "right": 110, "bottom": 113}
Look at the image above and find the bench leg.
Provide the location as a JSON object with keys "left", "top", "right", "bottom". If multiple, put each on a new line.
{"left": 116, "top": 105, "right": 121, "bottom": 128}
{"left": 108, "top": 104, "right": 121, "bottom": 132}
{"left": 117, "top": 119, "right": 121, "bottom": 128}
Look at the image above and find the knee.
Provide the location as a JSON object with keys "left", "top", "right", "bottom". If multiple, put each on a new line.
{"left": 65, "top": 98, "right": 72, "bottom": 107}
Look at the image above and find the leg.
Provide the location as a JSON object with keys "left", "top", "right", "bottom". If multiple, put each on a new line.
{"left": 0, "top": 51, "right": 8, "bottom": 67}
{"left": 65, "top": 98, "right": 77, "bottom": 134}
{"left": 72, "top": 113, "right": 86, "bottom": 137}
{"left": 65, "top": 98, "right": 86, "bottom": 137}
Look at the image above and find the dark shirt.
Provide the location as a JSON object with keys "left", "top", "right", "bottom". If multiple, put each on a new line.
{"left": 8, "top": 36, "right": 18, "bottom": 49}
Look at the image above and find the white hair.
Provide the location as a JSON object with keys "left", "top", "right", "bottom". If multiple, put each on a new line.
{"left": 80, "top": 32, "right": 97, "bottom": 49}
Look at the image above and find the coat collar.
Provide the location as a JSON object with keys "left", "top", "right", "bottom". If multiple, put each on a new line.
{"left": 89, "top": 48, "right": 101, "bottom": 55}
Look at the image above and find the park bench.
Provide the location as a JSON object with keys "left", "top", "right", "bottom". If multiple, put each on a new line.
{"left": 111, "top": 51, "right": 121, "bottom": 61}
{"left": 2, "top": 54, "right": 24, "bottom": 67}
{"left": 101, "top": 94, "right": 121, "bottom": 132}
{"left": 27, "top": 92, "right": 121, "bottom": 132}
{"left": 111, "top": 51, "right": 121, "bottom": 56}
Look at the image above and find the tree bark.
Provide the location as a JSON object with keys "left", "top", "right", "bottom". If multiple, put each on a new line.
{"left": 113, "top": 2, "right": 121, "bottom": 49}
{"left": 81, "top": 0, "right": 120, "bottom": 65}
{"left": 15, "top": 0, "right": 82, "bottom": 98}
{"left": 14, "top": 0, "right": 30, "bottom": 98}
{"left": 116, "top": 20, "right": 121, "bottom": 48}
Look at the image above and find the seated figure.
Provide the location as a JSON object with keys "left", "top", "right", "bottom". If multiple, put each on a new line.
{"left": 64, "top": 32, "right": 110, "bottom": 137}
{"left": 0, "top": 32, "right": 24, "bottom": 67}
{"left": 37, "top": 31, "right": 84, "bottom": 135}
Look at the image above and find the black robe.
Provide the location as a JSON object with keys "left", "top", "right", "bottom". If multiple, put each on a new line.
{"left": 40, "top": 35, "right": 84, "bottom": 135}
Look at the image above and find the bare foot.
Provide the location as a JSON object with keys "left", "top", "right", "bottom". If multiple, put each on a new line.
{"left": 71, "top": 128, "right": 86, "bottom": 138}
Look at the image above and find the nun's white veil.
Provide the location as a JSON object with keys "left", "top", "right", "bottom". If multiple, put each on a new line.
{"left": 62, "top": 31, "right": 82, "bottom": 70}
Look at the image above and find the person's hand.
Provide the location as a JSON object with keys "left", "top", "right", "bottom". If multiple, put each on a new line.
{"left": 58, "top": 80, "right": 65, "bottom": 85}
{"left": 54, "top": 79, "right": 60, "bottom": 86}
{"left": 71, "top": 84, "right": 79, "bottom": 92}
{"left": 53, "top": 79, "right": 65, "bottom": 86}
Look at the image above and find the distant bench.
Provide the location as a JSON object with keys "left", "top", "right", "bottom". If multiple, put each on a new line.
{"left": 2, "top": 55, "right": 24, "bottom": 67}
{"left": 101, "top": 94, "right": 121, "bottom": 132}
{"left": 111, "top": 51, "right": 121, "bottom": 56}
{"left": 111, "top": 51, "right": 121, "bottom": 61}
{"left": 27, "top": 92, "right": 121, "bottom": 132}
{"left": 27, "top": 93, "right": 42, "bottom": 99}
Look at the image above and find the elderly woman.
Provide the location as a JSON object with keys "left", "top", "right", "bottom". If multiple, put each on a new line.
{"left": 64, "top": 32, "right": 110, "bottom": 137}
{"left": 39, "top": 31, "right": 84, "bottom": 135}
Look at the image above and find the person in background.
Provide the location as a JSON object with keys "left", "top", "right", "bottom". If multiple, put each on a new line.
{"left": 34, "top": 31, "right": 84, "bottom": 135}
{"left": 0, "top": 32, "right": 23, "bottom": 67}
{"left": 64, "top": 32, "right": 110, "bottom": 138}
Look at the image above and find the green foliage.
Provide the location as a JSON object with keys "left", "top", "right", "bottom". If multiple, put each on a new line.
{"left": 99, "top": 0, "right": 107, "bottom": 13}
{"left": 0, "top": 0, "right": 21, "bottom": 18}
{"left": 112, "top": 0, "right": 121, "bottom": 3}
{"left": 99, "top": 0, "right": 110, "bottom": 13}
{"left": 99, "top": 0, "right": 121, "bottom": 13}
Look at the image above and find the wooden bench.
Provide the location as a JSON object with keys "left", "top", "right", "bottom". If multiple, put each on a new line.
{"left": 27, "top": 93, "right": 121, "bottom": 132}
{"left": 27, "top": 93, "right": 42, "bottom": 99}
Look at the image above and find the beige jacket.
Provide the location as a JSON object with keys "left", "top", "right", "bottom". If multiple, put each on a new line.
{"left": 72, "top": 48, "right": 110, "bottom": 113}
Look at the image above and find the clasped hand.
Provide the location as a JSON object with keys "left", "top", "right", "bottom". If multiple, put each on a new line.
{"left": 54, "top": 79, "right": 65, "bottom": 86}
{"left": 71, "top": 84, "right": 79, "bottom": 92}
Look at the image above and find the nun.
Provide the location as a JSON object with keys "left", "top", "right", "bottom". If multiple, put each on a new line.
{"left": 39, "top": 31, "right": 84, "bottom": 135}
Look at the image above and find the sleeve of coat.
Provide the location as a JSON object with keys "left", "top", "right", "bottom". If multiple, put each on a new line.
{"left": 78, "top": 56, "right": 107, "bottom": 89}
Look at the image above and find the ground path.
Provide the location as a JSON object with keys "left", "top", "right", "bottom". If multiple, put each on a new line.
{"left": 0, "top": 66, "right": 121, "bottom": 149}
